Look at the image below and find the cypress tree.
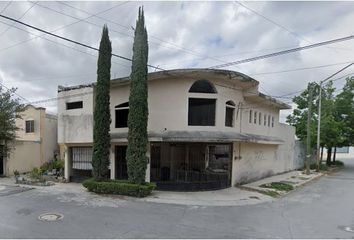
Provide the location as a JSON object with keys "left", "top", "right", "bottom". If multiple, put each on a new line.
{"left": 92, "top": 25, "right": 112, "bottom": 180}
{"left": 126, "top": 7, "right": 149, "bottom": 184}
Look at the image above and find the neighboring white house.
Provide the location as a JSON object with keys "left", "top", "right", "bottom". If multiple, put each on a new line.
{"left": 58, "top": 68, "right": 297, "bottom": 190}
{"left": 323, "top": 146, "right": 354, "bottom": 160}
{"left": 0, "top": 105, "right": 58, "bottom": 176}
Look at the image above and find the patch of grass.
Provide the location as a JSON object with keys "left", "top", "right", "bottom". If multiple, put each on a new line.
{"left": 262, "top": 190, "right": 280, "bottom": 198}
{"left": 259, "top": 182, "right": 294, "bottom": 192}
{"left": 82, "top": 178, "right": 156, "bottom": 198}
{"left": 309, "top": 163, "right": 328, "bottom": 171}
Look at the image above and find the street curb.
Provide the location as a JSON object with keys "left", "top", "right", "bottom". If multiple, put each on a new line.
{"left": 238, "top": 172, "right": 325, "bottom": 198}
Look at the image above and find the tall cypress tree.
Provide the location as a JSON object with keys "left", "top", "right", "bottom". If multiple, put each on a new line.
{"left": 126, "top": 7, "right": 149, "bottom": 184}
{"left": 92, "top": 25, "right": 112, "bottom": 180}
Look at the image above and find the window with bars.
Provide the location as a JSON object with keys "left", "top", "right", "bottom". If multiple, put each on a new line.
{"left": 25, "top": 120, "right": 34, "bottom": 133}
{"left": 249, "top": 110, "right": 253, "bottom": 124}
{"left": 72, "top": 147, "right": 93, "bottom": 170}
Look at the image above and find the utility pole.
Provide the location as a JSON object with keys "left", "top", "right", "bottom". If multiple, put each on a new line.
{"left": 306, "top": 83, "right": 313, "bottom": 175}
{"left": 316, "top": 62, "right": 354, "bottom": 171}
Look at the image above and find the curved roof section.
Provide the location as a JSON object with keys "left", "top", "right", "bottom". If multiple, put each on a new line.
{"left": 110, "top": 68, "right": 259, "bottom": 89}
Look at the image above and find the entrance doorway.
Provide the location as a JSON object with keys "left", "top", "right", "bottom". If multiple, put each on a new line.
{"left": 150, "top": 142, "right": 232, "bottom": 191}
{"left": 115, "top": 146, "right": 128, "bottom": 179}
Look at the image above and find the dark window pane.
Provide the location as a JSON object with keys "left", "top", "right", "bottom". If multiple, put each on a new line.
{"left": 188, "top": 98, "right": 216, "bottom": 126}
{"left": 66, "top": 101, "right": 83, "bottom": 110}
{"left": 115, "top": 109, "right": 129, "bottom": 128}
{"left": 189, "top": 80, "right": 217, "bottom": 93}
{"left": 225, "top": 107, "right": 234, "bottom": 127}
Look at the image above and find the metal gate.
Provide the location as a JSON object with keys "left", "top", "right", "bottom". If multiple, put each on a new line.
{"left": 71, "top": 147, "right": 93, "bottom": 170}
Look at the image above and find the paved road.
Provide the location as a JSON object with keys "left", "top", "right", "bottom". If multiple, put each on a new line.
{"left": 1, "top": 159, "right": 354, "bottom": 238}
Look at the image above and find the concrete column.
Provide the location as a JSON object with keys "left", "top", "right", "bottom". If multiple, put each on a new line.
{"left": 110, "top": 145, "right": 115, "bottom": 180}
{"left": 145, "top": 144, "right": 151, "bottom": 183}
{"left": 231, "top": 142, "right": 238, "bottom": 186}
{"left": 64, "top": 144, "right": 70, "bottom": 182}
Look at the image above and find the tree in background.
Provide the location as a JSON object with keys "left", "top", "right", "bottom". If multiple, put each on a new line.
{"left": 0, "top": 86, "right": 25, "bottom": 160}
{"left": 286, "top": 82, "right": 319, "bottom": 148}
{"left": 287, "top": 79, "right": 351, "bottom": 166}
{"left": 126, "top": 8, "right": 149, "bottom": 184}
{"left": 92, "top": 25, "right": 112, "bottom": 180}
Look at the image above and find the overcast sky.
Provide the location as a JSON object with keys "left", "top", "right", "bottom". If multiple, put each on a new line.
{"left": 1, "top": 1, "right": 354, "bottom": 121}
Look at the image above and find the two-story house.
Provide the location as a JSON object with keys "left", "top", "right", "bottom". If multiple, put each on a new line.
{"left": 0, "top": 105, "right": 58, "bottom": 176}
{"left": 58, "top": 68, "right": 296, "bottom": 190}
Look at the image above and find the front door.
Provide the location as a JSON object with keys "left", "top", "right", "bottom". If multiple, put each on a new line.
{"left": 115, "top": 146, "right": 128, "bottom": 179}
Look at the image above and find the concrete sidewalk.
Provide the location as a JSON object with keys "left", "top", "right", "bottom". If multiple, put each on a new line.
{"left": 241, "top": 170, "right": 323, "bottom": 196}
{"left": 0, "top": 169, "right": 324, "bottom": 207}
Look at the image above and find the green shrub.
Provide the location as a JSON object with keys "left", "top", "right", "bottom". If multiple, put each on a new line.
{"left": 52, "top": 159, "right": 64, "bottom": 170}
{"left": 30, "top": 167, "right": 44, "bottom": 181}
{"left": 309, "top": 163, "right": 328, "bottom": 171}
{"left": 82, "top": 178, "right": 156, "bottom": 198}
{"left": 260, "top": 182, "right": 294, "bottom": 192}
{"left": 13, "top": 170, "right": 19, "bottom": 176}
{"left": 333, "top": 160, "right": 344, "bottom": 167}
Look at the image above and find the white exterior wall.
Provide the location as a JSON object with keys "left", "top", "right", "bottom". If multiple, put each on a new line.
{"left": 58, "top": 71, "right": 296, "bottom": 184}
{"left": 58, "top": 86, "right": 94, "bottom": 144}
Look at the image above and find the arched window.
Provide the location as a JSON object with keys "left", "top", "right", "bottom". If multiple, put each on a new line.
{"left": 189, "top": 80, "right": 217, "bottom": 93}
{"left": 225, "top": 101, "right": 235, "bottom": 127}
{"left": 115, "top": 102, "right": 129, "bottom": 128}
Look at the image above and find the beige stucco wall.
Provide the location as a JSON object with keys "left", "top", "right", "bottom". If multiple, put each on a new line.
{"left": 16, "top": 105, "right": 43, "bottom": 141}
{"left": 231, "top": 123, "right": 296, "bottom": 185}
{"left": 4, "top": 106, "right": 58, "bottom": 176}
{"left": 5, "top": 141, "right": 41, "bottom": 175}
{"left": 44, "top": 114, "right": 58, "bottom": 162}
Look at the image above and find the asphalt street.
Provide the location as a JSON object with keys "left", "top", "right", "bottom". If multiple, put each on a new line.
{"left": 1, "top": 159, "right": 354, "bottom": 238}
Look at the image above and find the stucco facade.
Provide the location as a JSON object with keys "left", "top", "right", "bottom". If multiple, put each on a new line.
{"left": 58, "top": 69, "right": 297, "bottom": 188}
{"left": 2, "top": 105, "right": 58, "bottom": 176}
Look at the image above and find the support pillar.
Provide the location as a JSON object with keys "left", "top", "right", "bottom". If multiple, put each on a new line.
{"left": 145, "top": 144, "right": 151, "bottom": 183}
{"left": 110, "top": 145, "right": 115, "bottom": 180}
{"left": 64, "top": 144, "right": 70, "bottom": 182}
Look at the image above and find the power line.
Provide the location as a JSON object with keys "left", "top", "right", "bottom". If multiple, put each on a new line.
{"left": 235, "top": 1, "right": 350, "bottom": 54}
{"left": 55, "top": 1, "right": 231, "bottom": 65}
{"left": 0, "top": 14, "right": 147, "bottom": 70}
{"left": 250, "top": 60, "right": 354, "bottom": 76}
{"left": 209, "top": 34, "right": 354, "bottom": 69}
{"left": 0, "top": 1, "right": 11, "bottom": 14}
{"left": 0, "top": 81, "right": 31, "bottom": 103}
{"left": 0, "top": 1, "right": 36, "bottom": 37}
{"left": 0, "top": 19, "right": 131, "bottom": 69}
{"left": 0, "top": 1, "right": 129, "bottom": 54}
